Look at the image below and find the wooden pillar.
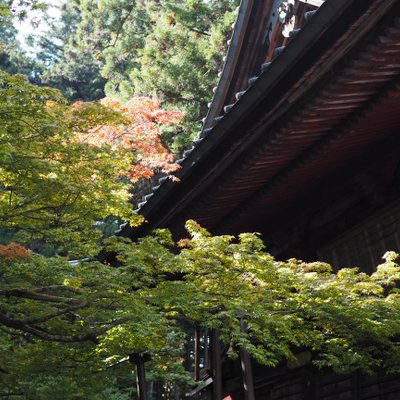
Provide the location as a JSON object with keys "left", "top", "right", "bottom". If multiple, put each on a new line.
{"left": 239, "top": 320, "right": 255, "bottom": 400}
{"left": 136, "top": 361, "right": 148, "bottom": 400}
{"left": 194, "top": 326, "right": 201, "bottom": 381}
{"left": 129, "top": 353, "right": 150, "bottom": 400}
{"left": 155, "top": 381, "right": 163, "bottom": 400}
{"left": 211, "top": 329, "right": 222, "bottom": 400}
{"left": 204, "top": 328, "right": 210, "bottom": 369}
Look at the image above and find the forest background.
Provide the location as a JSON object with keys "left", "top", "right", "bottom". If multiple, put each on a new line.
{"left": 2, "top": 1, "right": 400, "bottom": 400}
{"left": 2, "top": 0, "right": 238, "bottom": 152}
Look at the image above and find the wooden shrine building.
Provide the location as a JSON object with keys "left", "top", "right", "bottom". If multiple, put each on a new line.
{"left": 122, "top": 0, "right": 400, "bottom": 398}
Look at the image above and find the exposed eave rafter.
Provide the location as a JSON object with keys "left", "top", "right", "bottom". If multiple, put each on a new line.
{"left": 124, "top": 0, "right": 400, "bottom": 240}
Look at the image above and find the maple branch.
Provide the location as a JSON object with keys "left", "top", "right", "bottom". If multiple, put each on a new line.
{"left": 27, "top": 285, "right": 83, "bottom": 294}
{"left": 0, "top": 311, "right": 129, "bottom": 343}
{"left": 25, "top": 304, "right": 89, "bottom": 325}
{"left": 0, "top": 288, "right": 84, "bottom": 304}
{"left": 0, "top": 197, "right": 83, "bottom": 221}
{"left": 0, "top": 112, "right": 51, "bottom": 137}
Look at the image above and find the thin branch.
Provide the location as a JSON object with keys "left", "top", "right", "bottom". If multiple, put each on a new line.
{"left": 178, "top": 22, "right": 211, "bottom": 36}
{"left": 30, "top": 285, "right": 83, "bottom": 294}
{"left": 25, "top": 303, "right": 88, "bottom": 325}
{"left": 0, "top": 288, "right": 84, "bottom": 304}
{"left": 159, "top": 88, "right": 197, "bottom": 104}
{"left": 0, "top": 311, "right": 129, "bottom": 343}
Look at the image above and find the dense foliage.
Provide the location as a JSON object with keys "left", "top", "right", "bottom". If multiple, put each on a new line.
{"left": 0, "top": 71, "right": 178, "bottom": 256}
{"left": 1, "top": 224, "right": 400, "bottom": 398}
{"left": 1, "top": 2, "right": 400, "bottom": 399}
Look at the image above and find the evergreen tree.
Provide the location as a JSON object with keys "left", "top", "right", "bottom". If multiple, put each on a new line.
{"left": 131, "top": 0, "right": 239, "bottom": 151}
{"left": 34, "top": 0, "right": 107, "bottom": 101}
{"left": 32, "top": 0, "right": 239, "bottom": 152}
{"left": 0, "top": 0, "right": 41, "bottom": 83}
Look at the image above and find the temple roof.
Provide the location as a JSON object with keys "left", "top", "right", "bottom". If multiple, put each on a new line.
{"left": 123, "top": 0, "right": 400, "bottom": 241}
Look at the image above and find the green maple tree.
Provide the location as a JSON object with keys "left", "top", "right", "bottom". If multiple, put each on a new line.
{"left": 0, "top": 71, "right": 179, "bottom": 256}
{"left": 1, "top": 223, "right": 400, "bottom": 398}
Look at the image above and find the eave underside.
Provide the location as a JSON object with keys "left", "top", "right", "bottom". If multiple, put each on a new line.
{"left": 130, "top": 0, "right": 400, "bottom": 256}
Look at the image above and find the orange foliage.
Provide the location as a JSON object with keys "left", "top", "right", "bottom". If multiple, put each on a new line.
{"left": 0, "top": 243, "right": 31, "bottom": 261}
{"left": 72, "top": 97, "right": 184, "bottom": 182}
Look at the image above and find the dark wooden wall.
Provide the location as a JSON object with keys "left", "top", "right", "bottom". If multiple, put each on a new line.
{"left": 224, "top": 366, "right": 400, "bottom": 400}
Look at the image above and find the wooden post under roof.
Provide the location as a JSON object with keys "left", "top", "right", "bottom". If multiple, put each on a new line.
{"left": 136, "top": 362, "right": 148, "bottom": 400}
{"left": 204, "top": 328, "right": 210, "bottom": 370}
{"left": 129, "top": 353, "right": 150, "bottom": 400}
{"left": 211, "top": 329, "right": 222, "bottom": 400}
{"left": 194, "top": 326, "right": 201, "bottom": 381}
{"left": 239, "top": 319, "right": 255, "bottom": 400}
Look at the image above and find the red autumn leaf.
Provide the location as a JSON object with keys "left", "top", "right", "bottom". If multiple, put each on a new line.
{"left": 71, "top": 97, "right": 183, "bottom": 182}
{"left": 0, "top": 243, "right": 31, "bottom": 261}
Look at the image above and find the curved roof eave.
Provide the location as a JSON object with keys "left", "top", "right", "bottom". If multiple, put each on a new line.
{"left": 122, "top": 0, "right": 398, "bottom": 239}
